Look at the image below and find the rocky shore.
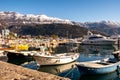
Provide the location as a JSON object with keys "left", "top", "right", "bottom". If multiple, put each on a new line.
{"left": 0, "top": 61, "right": 70, "bottom": 80}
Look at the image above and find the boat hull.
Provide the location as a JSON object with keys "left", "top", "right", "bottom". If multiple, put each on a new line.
{"left": 34, "top": 53, "right": 79, "bottom": 66}
{"left": 4, "top": 50, "right": 32, "bottom": 59}
{"left": 76, "top": 64, "right": 117, "bottom": 75}
{"left": 76, "top": 58, "right": 120, "bottom": 75}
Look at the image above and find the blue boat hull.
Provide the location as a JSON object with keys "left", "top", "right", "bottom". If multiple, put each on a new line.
{"left": 77, "top": 65, "right": 118, "bottom": 75}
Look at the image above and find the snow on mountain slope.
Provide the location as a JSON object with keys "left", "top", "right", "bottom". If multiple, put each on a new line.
{"left": 84, "top": 20, "right": 120, "bottom": 28}
{"left": 0, "top": 11, "right": 73, "bottom": 24}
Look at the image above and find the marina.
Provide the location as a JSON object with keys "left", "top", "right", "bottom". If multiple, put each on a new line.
{"left": 0, "top": 31, "right": 120, "bottom": 80}
{"left": 3, "top": 44, "right": 120, "bottom": 80}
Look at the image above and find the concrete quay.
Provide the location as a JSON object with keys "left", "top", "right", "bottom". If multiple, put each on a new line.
{"left": 0, "top": 61, "right": 70, "bottom": 80}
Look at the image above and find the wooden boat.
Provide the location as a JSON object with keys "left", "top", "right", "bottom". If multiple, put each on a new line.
{"left": 4, "top": 50, "right": 35, "bottom": 60}
{"left": 33, "top": 52, "right": 80, "bottom": 66}
{"left": 76, "top": 58, "right": 120, "bottom": 75}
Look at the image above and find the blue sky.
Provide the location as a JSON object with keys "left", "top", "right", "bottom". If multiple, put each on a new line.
{"left": 0, "top": 0, "right": 120, "bottom": 22}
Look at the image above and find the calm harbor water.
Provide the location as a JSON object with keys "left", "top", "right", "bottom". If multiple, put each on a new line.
{"left": 8, "top": 44, "right": 120, "bottom": 80}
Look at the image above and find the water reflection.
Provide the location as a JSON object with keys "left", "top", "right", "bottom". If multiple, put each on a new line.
{"left": 81, "top": 45, "right": 116, "bottom": 54}
{"left": 38, "top": 62, "right": 77, "bottom": 75}
{"left": 59, "top": 68, "right": 80, "bottom": 80}
{"left": 77, "top": 45, "right": 116, "bottom": 62}
{"left": 79, "top": 71, "right": 118, "bottom": 80}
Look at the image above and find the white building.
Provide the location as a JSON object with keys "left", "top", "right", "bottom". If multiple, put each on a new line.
{"left": 2, "top": 29, "right": 10, "bottom": 38}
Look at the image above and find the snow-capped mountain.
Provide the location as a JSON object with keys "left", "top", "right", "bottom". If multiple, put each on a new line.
{"left": 83, "top": 20, "right": 120, "bottom": 35}
{"left": 0, "top": 11, "right": 73, "bottom": 25}
{"left": 84, "top": 20, "right": 120, "bottom": 28}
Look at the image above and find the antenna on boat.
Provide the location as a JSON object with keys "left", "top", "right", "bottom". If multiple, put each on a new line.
{"left": 87, "top": 30, "right": 93, "bottom": 35}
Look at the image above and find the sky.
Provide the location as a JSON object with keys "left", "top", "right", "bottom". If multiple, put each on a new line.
{"left": 0, "top": 0, "right": 120, "bottom": 22}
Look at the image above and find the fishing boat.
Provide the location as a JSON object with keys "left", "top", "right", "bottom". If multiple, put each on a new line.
{"left": 76, "top": 58, "right": 120, "bottom": 75}
{"left": 4, "top": 50, "right": 35, "bottom": 60}
{"left": 33, "top": 52, "right": 79, "bottom": 66}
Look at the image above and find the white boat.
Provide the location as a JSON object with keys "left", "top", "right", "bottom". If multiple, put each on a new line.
{"left": 81, "top": 31, "right": 116, "bottom": 45}
{"left": 110, "top": 34, "right": 120, "bottom": 44}
{"left": 76, "top": 58, "right": 120, "bottom": 75}
{"left": 33, "top": 52, "right": 80, "bottom": 66}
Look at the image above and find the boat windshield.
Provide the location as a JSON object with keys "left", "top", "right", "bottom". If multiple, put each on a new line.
{"left": 88, "top": 36, "right": 103, "bottom": 40}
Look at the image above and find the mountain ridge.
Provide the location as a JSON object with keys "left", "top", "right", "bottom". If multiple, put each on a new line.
{"left": 0, "top": 11, "right": 73, "bottom": 25}
{"left": 0, "top": 11, "right": 119, "bottom": 37}
{"left": 84, "top": 20, "right": 120, "bottom": 28}
{"left": 84, "top": 20, "right": 120, "bottom": 35}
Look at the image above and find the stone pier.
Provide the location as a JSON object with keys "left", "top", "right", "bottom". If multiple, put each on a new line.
{"left": 0, "top": 61, "right": 70, "bottom": 80}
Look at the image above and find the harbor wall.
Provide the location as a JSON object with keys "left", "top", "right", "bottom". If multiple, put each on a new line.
{"left": 0, "top": 61, "right": 70, "bottom": 80}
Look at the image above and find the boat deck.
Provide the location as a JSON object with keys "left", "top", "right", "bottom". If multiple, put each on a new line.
{"left": 78, "top": 62, "right": 113, "bottom": 68}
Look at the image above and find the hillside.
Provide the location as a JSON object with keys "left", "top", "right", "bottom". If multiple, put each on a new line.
{"left": 8, "top": 24, "right": 88, "bottom": 38}
{"left": 85, "top": 21, "right": 120, "bottom": 35}
{"left": 0, "top": 11, "right": 89, "bottom": 38}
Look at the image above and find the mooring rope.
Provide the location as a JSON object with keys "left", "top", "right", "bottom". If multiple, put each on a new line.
{"left": 63, "top": 67, "right": 75, "bottom": 77}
